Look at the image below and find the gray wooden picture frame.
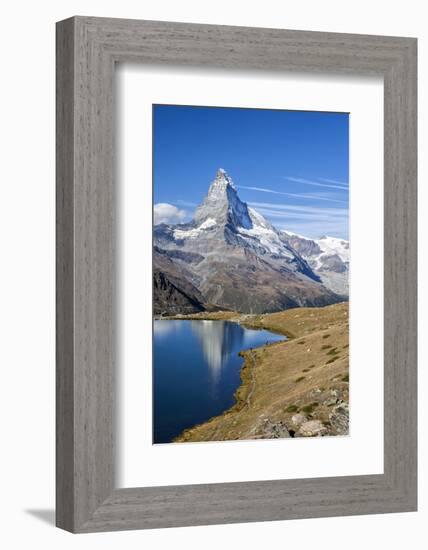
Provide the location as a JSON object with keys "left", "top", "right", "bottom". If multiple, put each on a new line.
{"left": 56, "top": 16, "right": 417, "bottom": 533}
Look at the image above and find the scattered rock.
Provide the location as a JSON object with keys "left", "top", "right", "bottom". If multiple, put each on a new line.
{"left": 329, "top": 402, "right": 349, "bottom": 435}
{"left": 259, "top": 419, "right": 291, "bottom": 438}
{"left": 272, "top": 423, "right": 291, "bottom": 438}
{"left": 297, "top": 420, "right": 328, "bottom": 437}
{"left": 324, "top": 398, "right": 338, "bottom": 407}
{"left": 291, "top": 413, "right": 307, "bottom": 427}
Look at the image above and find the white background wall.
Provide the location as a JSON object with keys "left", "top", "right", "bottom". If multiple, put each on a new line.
{"left": 0, "top": 1, "right": 425, "bottom": 548}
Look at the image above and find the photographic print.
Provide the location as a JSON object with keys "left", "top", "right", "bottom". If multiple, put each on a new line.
{"left": 153, "top": 105, "right": 349, "bottom": 444}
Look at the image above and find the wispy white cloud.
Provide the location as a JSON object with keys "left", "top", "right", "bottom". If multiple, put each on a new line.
{"left": 238, "top": 185, "right": 348, "bottom": 204}
{"left": 248, "top": 201, "right": 348, "bottom": 216}
{"left": 248, "top": 201, "right": 348, "bottom": 239}
{"left": 154, "top": 203, "right": 187, "bottom": 225}
{"left": 317, "top": 177, "right": 349, "bottom": 186}
{"left": 283, "top": 176, "right": 348, "bottom": 191}
{"left": 254, "top": 208, "right": 344, "bottom": 222}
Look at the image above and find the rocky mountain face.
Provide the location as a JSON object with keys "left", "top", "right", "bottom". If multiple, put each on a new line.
{"left": 154, "top": 169, "right": 347, "bottom": 315}
{"left": 153, "top": 270, "right": 204, "bottom": 315}
{"left": 153, "top": 248, "right": 205, "bottom": 315}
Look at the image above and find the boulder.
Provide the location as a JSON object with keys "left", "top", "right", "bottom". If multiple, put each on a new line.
{"left": 297, "top": 420, "right": 328, "bottom": 437}
{"left": 291, "top": 413, "right": 307, "bottom": 427}
{"left": 329, "top": 402, "right": 349, "bottom": 435}
{"left": 260, "top": 419, "right": 291, "bottom": 438}
{"left": 324, "top": 398, "right": 338, "bottom": 407}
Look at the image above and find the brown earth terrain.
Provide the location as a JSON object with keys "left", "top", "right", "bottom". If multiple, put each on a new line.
{"left": 171, "top": 302, "right": 349, "bottom": 442}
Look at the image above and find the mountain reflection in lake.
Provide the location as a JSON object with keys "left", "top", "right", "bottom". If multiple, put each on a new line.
{"left": 153, "top": 320, "right": 284, "bottom": 444}
{"left": 190, "top": 320, "right": 244, "bottom": 385}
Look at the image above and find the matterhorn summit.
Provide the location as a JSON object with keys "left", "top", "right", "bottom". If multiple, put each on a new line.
{"left": 194, "top": 168, "right": 252, "bottom": 229}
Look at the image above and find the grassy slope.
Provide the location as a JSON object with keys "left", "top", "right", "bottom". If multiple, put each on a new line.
{"left": 174, "top": 302, "right": 349, "bottom": 442}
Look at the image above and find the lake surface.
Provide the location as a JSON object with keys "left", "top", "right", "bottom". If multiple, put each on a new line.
{"left": 153, "top": 320, "right": 285, "bottom": 443}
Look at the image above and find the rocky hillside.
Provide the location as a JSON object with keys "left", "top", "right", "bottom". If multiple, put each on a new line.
{"left": 153, "top": 270, "right": 204, "bottom": 316}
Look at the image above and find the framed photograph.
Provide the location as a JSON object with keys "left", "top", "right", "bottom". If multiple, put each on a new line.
{"left": 150, "top": 106, "right": 351, "bottom": 446}
{"left": 56, "top": 17, "right": 417, "bottom": 532}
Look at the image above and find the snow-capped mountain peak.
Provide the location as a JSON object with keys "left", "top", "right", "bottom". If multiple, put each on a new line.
{"left": 207, "top": 168, "right": 236, "bottom": 196}
{"left": 282, "top": 232, "right": 349, "bottom": 295}
{"left": 153, "top": 169, "right": 346, "bottom": 314}
{"left": 317, "top": 235, "right": 349, "bottom": 262}
{"left": 168, "top": 169, "right": 324, "bottom": 265}
{"left": 194, "top": 168, "right": 252, "bottom": 229}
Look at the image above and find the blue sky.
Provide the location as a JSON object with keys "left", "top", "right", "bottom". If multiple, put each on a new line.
{"left": 153, "top": 104, "right": 349, "bottom": 239}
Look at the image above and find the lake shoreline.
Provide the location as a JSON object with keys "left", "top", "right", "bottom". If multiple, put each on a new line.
{"left": 157, "top": 313, "right": 293, "bottom": 443}
{"left": 170, "top": 314, "right": 291, "bottom": 443}
{"left": 156, "top": 310, "right": 296, "bottom": 339}
{"left": 172, "top": 343, "right": 281, "bottom": 443}
{"left": 153, "top": 317, "right": 284, "bottom": 443}
{"left": 171, "top": 302, "right": 349, "bottom": 442}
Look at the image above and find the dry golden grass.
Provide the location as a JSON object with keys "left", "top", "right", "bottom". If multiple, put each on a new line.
{"left": 174, "top": 302, "right": 349, "bottom": 442}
